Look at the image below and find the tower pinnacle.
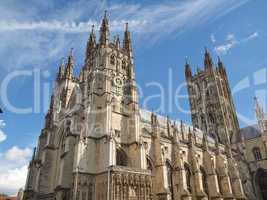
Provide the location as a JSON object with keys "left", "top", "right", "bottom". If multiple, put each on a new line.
{"left": 57, "top": 58, "right": 65, "bottom": 81}
{"left": 185, "top": 57, "right": 192, "bottom": 78}
{"left": 204, "top": 47, "right": 213, "bottom": 69}
{"left": 255, "top": 97, "right": 266, "bottom": 122}
{"left": 65, "top": 48, "right": 74, "bottom": 79}
{"left": 123, "top": 22, "right": 132, "bottom": 56}
{"left": 86, "top": 25, "right": 96, "bottom": 56}
{"left": 99, "top": 10, "right": 109, "bottom": 46}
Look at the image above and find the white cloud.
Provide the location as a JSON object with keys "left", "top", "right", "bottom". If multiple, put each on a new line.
{"left": 210, "top": 34, "right": 216, "bottom": 43}
{"left": 0, "top": 0, "right": 250, "bottom": 37}
{"left": 0, "top": 129, "right": 7, "bottom": 143}
{"left": 215, "top": 33, "right": 237, "bottom": 55}
{"left": 0, "top": 165, "right": 28, "bottom": 195}
{"left": 5, "top": 146, "right": 32, "bottom": 165}
{"left": 0, "top": 146, "right": 32, "bottom": 195}
{"left": 0, "top": 120, "right": 7, "bottom": 143}
{"left": 0, "top": 20, "right": 146, "bottom": 33}
{"left": 226, "top": 33, "right": 235, "bottom": 41}
{"left": 0, "top": 0, "right": 251, "bottom": 73}
{"left": 244, "top": 31, "right": 259, "bottom": 41}
{"left": 215, "top": 32, "right": 259, "bottom": 55}
{"left": 0, "top": 120, "right": 6, "bottom": 128}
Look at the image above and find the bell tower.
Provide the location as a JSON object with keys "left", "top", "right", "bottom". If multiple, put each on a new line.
{"left": 185, "top": 49, "right": 239, "bottom": 144}
{"left": 78, "top": 11, "right": 143, "bottom": 174}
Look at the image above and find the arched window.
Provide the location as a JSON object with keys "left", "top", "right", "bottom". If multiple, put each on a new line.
{"left": 253, "top": 147, "right": 262, "bottom": 161}
{"left": 116, "top": 148, "right": 127, "bottom": 166}
{"left": 200, "top": 167, "right": 209, "bottom": 196}
{"left": 184, "top": 163, "right": 192, "bottom": 193}
{"left": 110, "top": 54, "right": 115, "bottom": 65}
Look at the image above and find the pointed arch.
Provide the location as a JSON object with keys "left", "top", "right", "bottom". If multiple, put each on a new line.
{"left": 254, "top": 168, "right": 267, "bottom": 200}
{"left": 200, "top": 166, "right": 209, "bottom": 196}
{"left": 184, "top": 163, "right": 192, "bottom": 193}
{"left": 146, "top": 155, "right": 154, "bottom": 171}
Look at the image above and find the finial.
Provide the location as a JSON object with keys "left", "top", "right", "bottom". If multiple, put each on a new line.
{"left": 104, "top": 10, "right": 108, "bottom": 18}
{"left": 205, "top": 46, "right": 208, "bottom": 53}
{"left": 185, "top": 57, "right": 189, "bottom": 65}
{"left": 125, "top": 22, "right": 129, "bottom": 31}
{"left": 70, "top": 48, "right": 74, "bottom": 56}
{"left": 91, "top": 24, "right": 95, "bottom": 32}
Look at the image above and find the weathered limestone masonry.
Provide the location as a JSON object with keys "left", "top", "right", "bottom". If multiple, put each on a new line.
{"left": 23, "top": 12, "right": 257, "bottom": 200}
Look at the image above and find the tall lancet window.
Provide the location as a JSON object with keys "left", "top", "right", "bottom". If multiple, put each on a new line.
{"left": 200, "top": 167, "right": 209, "bottom": 196}
{"left": 166, "top": 161, "right": 173, "bottom": 199}
{"left": 184, "top": 163, "right": 192, "bottom": 193}
{"left": 253, "top": 147, "right": 262, "bottom": 161}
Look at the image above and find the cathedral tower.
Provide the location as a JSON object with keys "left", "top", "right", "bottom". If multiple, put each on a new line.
{"left": 185, "top": 49, "right": 239, "bottom": 144}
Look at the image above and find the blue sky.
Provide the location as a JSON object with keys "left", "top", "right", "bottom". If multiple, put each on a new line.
{"left": 0, "top": 0, "right": 266, "bottom": 195}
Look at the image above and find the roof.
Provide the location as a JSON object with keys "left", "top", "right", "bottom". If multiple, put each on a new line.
{"left": 139, "top": 109, "right": 215, "bottom": 143}
{"left": 239, "top": 124, "right": 262, "bottom": 140}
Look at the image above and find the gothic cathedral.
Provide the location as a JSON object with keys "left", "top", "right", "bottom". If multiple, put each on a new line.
{"left": 23, "top": 12, "right": 266, "bottom": 200}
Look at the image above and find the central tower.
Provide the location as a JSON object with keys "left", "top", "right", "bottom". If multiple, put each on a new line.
{"left": 81, "top": 11, "right": 143, "bottom": 171}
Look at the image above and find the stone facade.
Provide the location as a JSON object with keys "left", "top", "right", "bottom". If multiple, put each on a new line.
{"left": 232, "top": 98, "right": 267, "bottom": 200}
{"left": 23, "top": 12, "right": 260, "bottom": 200}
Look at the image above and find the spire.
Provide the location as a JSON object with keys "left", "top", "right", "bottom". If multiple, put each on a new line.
{"left": 49, "top": 95, "right": 55, "bottom": 111}
{"left": 167, "top": 115, "right": 171, "bottom": 137}
{"left": 115, "top": 34, "right": 120, "bottom": 49}
{"left": 218, "top": 56, "right": 223, "bottom": 67}
{"left": 217, "top": 56, "right": 226, "bottom": 74}
{"left": 45, "top": 95, "right": 55, "bottom": 129}
{"left": 65, "top": 48, "right": 74, "bottom": 79}
{"left": 151, "top": 112, "right": 158, "bottom": 129}
{"left": 172, "top": 122, "right": 184, "bottom": 171}
{"left": 188, "top": 127, "right": 195, "bottom": 148}
{"left": 255, "top": 97, "right": 266, "bottom": 123}
{"left": 123, "top": 22, "right": 132, "bottom": 55}
{"left": 204, "top": 47, "right": 213, "bottom": 69}
{"left": 32, "top": 147, "right": 36, "bottom": 161}
{"left": 185, "top": 57, "right": 192, "bottom": 78}
{"left": 99, "top": 10, "right": 109, "bottom": 46}
{"left": 57, "top": 58, "right": 65, "bottom": 81}
{"left": 86, "top": 25, "right": 96, "bottom": 57}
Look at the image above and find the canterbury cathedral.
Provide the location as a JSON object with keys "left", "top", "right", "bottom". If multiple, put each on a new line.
{"left": 23, "top": 12, "right": 267, "bottom": 200}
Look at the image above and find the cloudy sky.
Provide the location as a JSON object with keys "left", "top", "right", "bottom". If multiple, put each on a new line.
{"left": 0, "top": 0, "right": 266, "bottom": 195}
